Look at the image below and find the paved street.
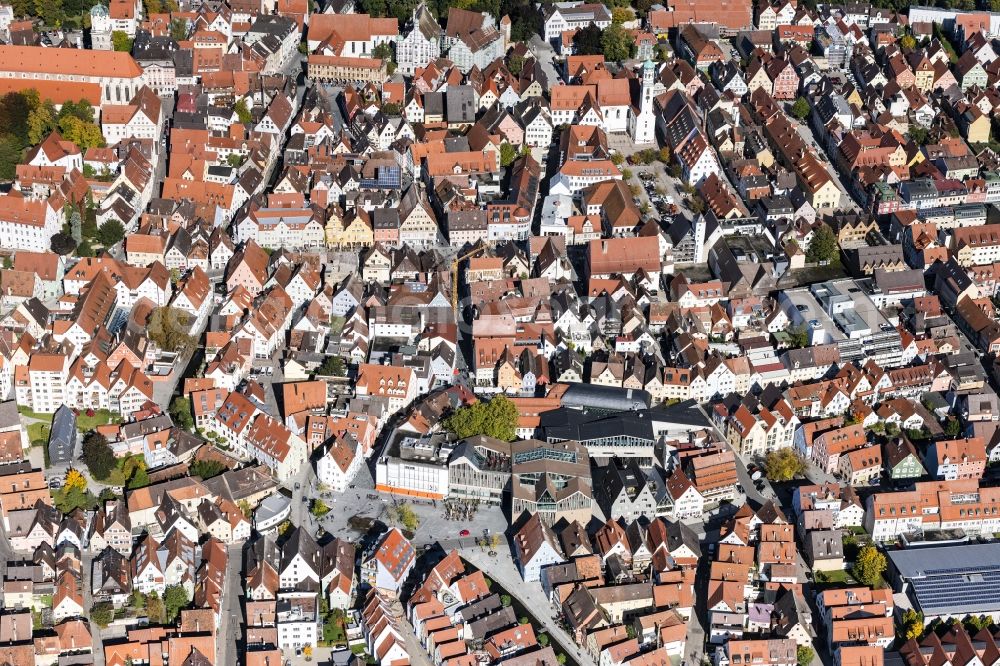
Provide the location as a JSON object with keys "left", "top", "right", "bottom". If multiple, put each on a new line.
{"left": 82, "top": 550, "right": 107, "bottom": 666}
{"left": 399, "top": 615, "right": 436, "bottom": 666}
{"left": 789, "top": 115, "right": 859, "bottom": 212}
{"left": 693, "top": 407, "right": 822, "bottom": 665}
{"left": 527, "top": 35, "right": 563, "bottom": 87}
{"left": 218, "top": 543, "right": 245, "bottom": 666}
{"left": 460, "top": 544, "right": 595, "bottom": 666}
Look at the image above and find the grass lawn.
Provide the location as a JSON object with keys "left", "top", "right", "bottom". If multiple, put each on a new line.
{"left": 27, "top": 422, "right": 50, "bottom": 444}
{"left": 323, "top": 616, "right": 347, "bottom": 643}
{"left": 350, "top": 644, "right": 367, "bottom": 655}
{"left": 18, "top": 407, "right": 52, "bottom": 422}
{"left": 75, "top": 409, "right": 120, "bottom": 432}
{"left": 104, "top": 454, "right": 144, "bottom": 487}
{"left": 816, "top": 569, "right": 852, "bottom": 585}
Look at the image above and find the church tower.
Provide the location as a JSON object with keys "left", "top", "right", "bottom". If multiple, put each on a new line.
{"left": 630, "top": 59, "right": 656, "bottom": 145}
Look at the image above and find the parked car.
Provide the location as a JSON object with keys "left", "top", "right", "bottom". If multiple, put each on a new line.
{"left": 459, "top": 529, "right": 470, "bottom": 537}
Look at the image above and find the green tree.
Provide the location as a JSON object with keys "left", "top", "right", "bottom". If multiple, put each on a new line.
{"left": 170, "top": 18, "right": 188, "bottom": 41}
{"left": 53, "top": 484, "right": 98, "bottom": 513}
{"left": 11, "top": 0, "right": 31, "bottom": 19}
{"left": 82, "top": 432, "right": 116, "bottom": 481}
{"left": 58, "top": 99, "right": 95, "bottom": 125}
{"left": 901, "top": 609, "right": 923, "bottom": 640}
{"left": 234, "top": 99, "right": 252, "bottom": 125}
{"left": 96, "top": 220, "right": 125, "bottom": 247}
{"left": 392, "top": 503, "right": 419, "bottom": 530}
{"left": 572, "top": 24, "right": 603, "bottom": 55}
{"left": 500, "top": 0, "right": 541, "bottom": 42}
{"left": 312, "top": 499, "right": 331, "bottom": 517}
{"left": 909, "top": 126, "right": 929, "bottom": 145}
{"left": 226, "top": 153, "right": 243, "bottom": 168}
{"left": 70, "top": 209, "right": 82, "bottom": 243}
{"left": 381, "top": 102, "right": 402, "bottom": 116}
{"left": 634, "top": 0, "right": 654, "bottom": 14}
{"left": 500, "top": 594, "right": 511, "bottom": 607}
{"left": 852, "top": 545, "right": 887, "bottom": 587}
{"left": 944, "top": 418, "right": 962, "bottom": 437}
{"left": 318, "top": 355, "right": 346, "bottom": 376}
{"left": 90, "top": 601, "right": 115, "bottom": 627}
{"left": 499, "top": 142, "right": 518, "bottom": 167}
{"left": 125, "top": 456, "right": 150, "bottom": 489}
{"left": 443, "top": 395, "right": 518, "bottom": 441}
{"left": 601, "top": 24, "right": 633, "bottom": 62}
{"left": 372, "top": 42, "right": 395, "bottom": 75}
{"left": 130, "top": 589, "right": 147, "bottom": 610}
{"left": 34, "top": 0, "right": 64, "bottom": 27}
{"left": 796, "top": 646, "right": 814, "bottom": 666}
{"left": 611, "top": 6, "right": 632, "bottom": 23}
{"left": 763, "top": 448, "right": 806, "bottom": 482}
{"left": 190, "top": 459, "right": 226, "bottom": 480}
{"left": 787, "top": 324, "right": 810, "bottom": 349}
{"left": 146, "top": 591, "right": 165, "bottom": 624}
{"left": 631, "top": 148, "right": 659, "bottom": 165}
{"left": 169, "top": 396, "right": 194, "bottom": 431}
{"left": 508, "top": 54, "right": 525, "bottom": 76}
{"left": 148, "top": 307, "right": 195, "bottom": 353}
{"left": 806, "top": 223, "right": 839, "bottom": 264}
{"left": 538, "top": 633, "right": 550, "bottom": 647}
{"left": 790, "top": 96, "right": 810, "bottom": 120}
{"left": 358, "top": 0, "right": 386, "bottom": 16}
{"left": 0, "top": 135, "right": 24, "bottom": 181}
{"left": 163, "top": 585, "right": 189, "bottom": 623}
{"left": 27, "top": 100, "right": 57, "bottom": 145}
{"left": 112, "top": 30, "right": 133, "bottom": 52}
{"left": 0, "top": 90, "right": 38, "bottom": 146}
{"left": 59, "top": 115, "right": 104, "bottom": 149}
{"left": 842, "top": 531, "right": 859, "bottom": 561}
{"left": 900, "top": 34, "right": 916, "bottom": 49}
{"left": 50, "top": 232, "right": 77, "bottom": 255}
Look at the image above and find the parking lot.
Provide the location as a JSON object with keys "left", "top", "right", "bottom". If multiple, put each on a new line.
{"left": 626, "top": 163, "right": 689, "bottom": 223}
{"left": 636, "top": 169, "right": 678, "bottom": 222}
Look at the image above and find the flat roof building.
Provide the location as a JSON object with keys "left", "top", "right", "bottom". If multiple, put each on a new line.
{"left": 888, "top": 542, "right": 1000, "bottom": 622}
